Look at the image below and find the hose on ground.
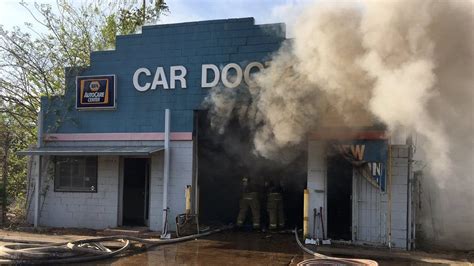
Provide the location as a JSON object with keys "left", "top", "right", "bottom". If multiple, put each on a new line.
{"left": 0, "top": 225, "right": 230, "bottom": 264}
{"left": 294, "top": 227, "right": 379, "bottom": 266}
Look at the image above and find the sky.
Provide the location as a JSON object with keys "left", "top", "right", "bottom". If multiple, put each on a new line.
{"left": 0, "top": 0, "right": 312, "bottom": 34}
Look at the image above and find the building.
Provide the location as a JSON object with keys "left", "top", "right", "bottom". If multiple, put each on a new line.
{"left": 20, "top": 18, "right": 415, "bottom": 250}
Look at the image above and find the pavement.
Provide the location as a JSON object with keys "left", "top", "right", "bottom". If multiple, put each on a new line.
{"left": 0, "top": 228, "right": 472, "bottom": 265}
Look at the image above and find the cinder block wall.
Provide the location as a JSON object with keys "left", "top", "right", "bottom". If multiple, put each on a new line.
{"left": 26, "top": 141, "right": 193, "bottom": 232}
{"left": 28, "top": 156, "right": 120, "bottom": 229}
{"left": 149, "top": 141, "right": 194, "bottom": 232}
{"left": 42, "top": 18, "right": 286, "bottom": 135}
{"left": 389, "top": 145, "right": 410, "bottom": 249}
{"left": 307, "top": 140, "right": 327, "bottom": 238}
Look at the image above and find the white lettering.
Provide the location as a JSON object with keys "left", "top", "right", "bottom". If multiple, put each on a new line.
{"left": 221, "top": 63, "right": 243, "bottom": 89}
{"left": 84, "top": 92, "right": 105, "bottom": 98}
{"left": 151, "top": 67, "right": 169, "bottom": 90}
{"left": 87, "top": 97, "right": 101, "bottom": 102}
{"left": 201, "top": 64, "right": 219, "bottom": 88}
{"left": 170, "top": 65, "right": 187, "bottom": 89}
{"left": 244, "top": 62, "right": 264, "bottom": 86}
{"left": 133, "top": 67, "right": 152, "bottom": 92}
{"left": 350, "top": 145, "right": 365, "bottom": 161}
{"left": 134, "top": 62, "right": 266, "bottom": 91}
{"left": 372, "top": 162, "right": 382, "bottom": 176}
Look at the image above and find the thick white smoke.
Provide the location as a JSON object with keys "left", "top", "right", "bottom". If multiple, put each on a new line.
{"left": 206, "top": 0, "right": 473, "bottom": 248}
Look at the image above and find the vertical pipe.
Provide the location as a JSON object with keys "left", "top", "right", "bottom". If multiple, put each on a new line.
{"left": 412, "top": 172, "right": 417, "bottom": 250}
{"left": 162, "top": 109, "right": 170, "bottom": 234}
{"left": 388, "top": 143, "right": 392, "bottom": 248}
{"left": 352, "top": 170, "right": 358, "bottom": 241}
{"left": 406, "top": 135, "right": 413, "bottom": 250}
{"left": 194, "top": 112, "right": 200, "bottom": 233}
{"left": 196, "top": 186, "right": 200, "bottom": 234}
{"left": 303, "top": 189, "right": 309, "bottom": 238}
{"left": 407, "top": 145, "right": 413, "bottom": 250}
{"left": 194, "top": 112, "right": 199, "bottom": 215}
{"left": 195, "top": 154, "right": 199, "bottom": 215}
{"left": 323, "top": 146, "right": 328, "bottom": 240}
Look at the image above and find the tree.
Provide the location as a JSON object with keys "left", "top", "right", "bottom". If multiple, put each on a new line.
{"left": 0, "top": 0, "right": 169, "bottom": 223}
{"left": 0, "top": 0, "right": 169, "bottom": 136}
{"left": 0, "top": 114, "right": 28, "bottom": 224}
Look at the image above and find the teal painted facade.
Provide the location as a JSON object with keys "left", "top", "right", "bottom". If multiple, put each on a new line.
{"left": 42, "top": 18, "right": 286, "bottom": 134}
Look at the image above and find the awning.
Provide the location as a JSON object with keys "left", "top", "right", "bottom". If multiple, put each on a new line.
{"left": 17, "top": 146, "right": 164, "bottom": 156}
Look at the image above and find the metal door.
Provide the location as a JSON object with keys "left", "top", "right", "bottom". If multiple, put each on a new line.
{"left": 353, "top": 166, "right": 383, "bottom": 244}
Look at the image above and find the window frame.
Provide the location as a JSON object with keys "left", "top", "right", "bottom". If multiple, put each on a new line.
{"left": 53, "top": 156, "right": 98, "bottom": 193}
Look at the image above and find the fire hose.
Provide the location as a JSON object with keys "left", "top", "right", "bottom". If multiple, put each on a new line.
{"left": 0, "top": 226, "right": 230, "bottom": 264}
{"left": 294, "top": 228, "right": 379, "bottom": 266}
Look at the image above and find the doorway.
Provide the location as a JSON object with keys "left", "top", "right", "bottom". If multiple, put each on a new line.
{"left": 327, "top": 154, "right": 353, "bottom": 240}
{"left": 195, "top": 110, "right": 307, "bottom": 228}
{"left": 122, "top": 158, "right": 150, "bottom": 226}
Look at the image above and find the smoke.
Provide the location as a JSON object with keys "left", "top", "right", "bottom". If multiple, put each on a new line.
{"left": 205, "top": 0, "right": 473, "bottom": 248}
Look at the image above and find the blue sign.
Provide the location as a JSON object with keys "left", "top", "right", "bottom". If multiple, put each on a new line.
{"left": 76, "top": 75, "right": 116, "bottom": 110}
{"left": 332, "top": 140, "right": 388, "bottom": 192}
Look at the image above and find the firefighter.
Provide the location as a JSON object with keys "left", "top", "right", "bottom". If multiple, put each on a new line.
{"left": 266, "top": 180, "right": 285, "bottom": 230}
{"left": 236, "top": 177, "right": 260, "bottom": 229}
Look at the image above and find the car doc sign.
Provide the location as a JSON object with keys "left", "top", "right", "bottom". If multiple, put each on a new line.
{"left": 76, "top": 75, "right": 116, "bottom": 110}
{"left": 132, "top": 62, "right": 265, "bottom": 91}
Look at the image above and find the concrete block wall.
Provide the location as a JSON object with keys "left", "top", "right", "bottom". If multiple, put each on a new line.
{"left": 149, "top": 151, "right": 163, "bottom": 231}
{"left": 149, "top": 141, "right": 194, "bottom": 232}
{"left": 26, "top": 140, "right": 193, "bottom": 232}
{"left": 307, "top": 140, "right": 327, "bottom": 238}
{"left": 389, "top": 145, "right": 410, "bottom": 249}
{"left": 28, "top": 156, "right": 120, "bottom": 229}
{"left": 42, "top": 18, "right": 286, "bottom": 134}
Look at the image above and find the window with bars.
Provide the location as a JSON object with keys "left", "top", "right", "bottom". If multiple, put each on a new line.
{"left": 54, "top": 156, "right": 98, "bottom": 192}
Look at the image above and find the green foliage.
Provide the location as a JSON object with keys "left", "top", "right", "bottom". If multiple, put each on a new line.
{"left": 0, "top": 0, "right": 169, "bottom": 223}
{"left": 117, "top": 0, "right": 169, "bottom": 35}
{"left": 0, "top": 112, "right": 31, "bottom": 224}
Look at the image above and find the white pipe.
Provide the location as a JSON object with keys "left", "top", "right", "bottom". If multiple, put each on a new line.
{"left": 407, "top": 144, "right": 414, "bottom": 250}
{"left": 388, "top": 143, "right": 392, "bottom": 249}
{"left": 162, "top": 109, "right": 171, "bottom": 234}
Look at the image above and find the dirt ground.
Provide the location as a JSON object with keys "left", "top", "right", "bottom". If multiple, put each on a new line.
{"left": 0, "top": 227, "right": 472, "bottom": 265}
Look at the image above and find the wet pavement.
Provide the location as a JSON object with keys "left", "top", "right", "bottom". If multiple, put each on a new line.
{"left": 1, "top": 228, "right": 471, "bottom": 265}
{"left": 96, "top": 231, "right": 472, "bottom": 265}
{"left": 98, "top": 231, "right": 308, "bottom": 265}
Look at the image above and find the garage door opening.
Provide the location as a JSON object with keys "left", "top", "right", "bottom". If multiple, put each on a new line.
{"left": 327, "top": 153, "right": 353, "bottom": 240}
{"left": 195, "top": 110, "right": 307, "bottom": 229}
